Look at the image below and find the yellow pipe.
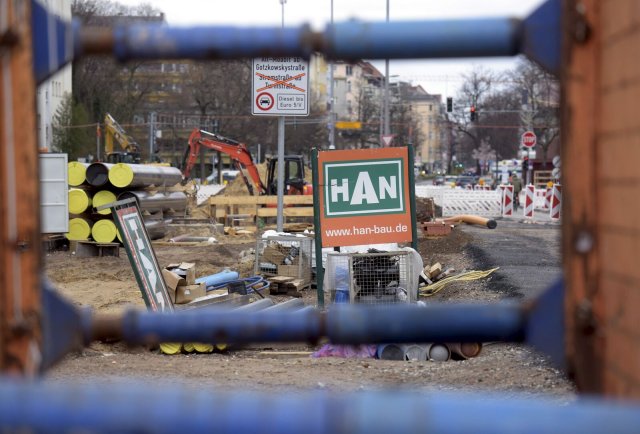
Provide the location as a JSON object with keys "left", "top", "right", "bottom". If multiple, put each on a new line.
{"left": 66, "top": 217, "right": 92, "bottom": 240}
{"left": 68, "top": 188, "right": 92, "bottom": 215}
{"left": 68, "top": 162, "right": 88, "bottom": 187}
{"left": 92, "top": 190, "right": 117, "bottom": 215}
{"left": 91, "top": 219, "right": 118, "bottom": 243}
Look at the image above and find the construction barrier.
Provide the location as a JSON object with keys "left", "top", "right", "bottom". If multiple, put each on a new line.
{"left": 545, "top": 187, "right": 552, "bottom": 209}
{"left": 500, "top": 185, "right": 514, "bottom": 217}
{"left": 440, "top": 190, "right": 502, "bottom": 217}
{"left": 550, "top": 184, "right": 562, "bottom": 220}
{"left": 524, "top": 185, "right": 535, "bottom": 219}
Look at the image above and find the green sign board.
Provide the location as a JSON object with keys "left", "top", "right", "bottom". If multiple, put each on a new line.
{"left": 324, "top": 159, "right": 405, "bottom": 217}
{"left": 111, "top": 199, "right": 174, "bottom": 312}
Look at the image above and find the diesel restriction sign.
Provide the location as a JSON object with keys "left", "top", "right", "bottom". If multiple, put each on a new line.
{"left": 252, "top": 57, "right": 309, "bottom": 116}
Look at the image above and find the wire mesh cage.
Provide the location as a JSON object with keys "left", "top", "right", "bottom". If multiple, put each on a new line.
{"left": 325, "top": 251, "right": 414, "bottom": 305}
{"left": 254, "top": 235, "right": 313, "bottom": 285}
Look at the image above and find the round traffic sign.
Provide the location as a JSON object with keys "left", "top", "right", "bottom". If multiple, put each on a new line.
{"left": 255, "top": 92, "right": 274, "bottom": 111}
{"left": 521, "top": 131, "right": 537, "bottom": 148}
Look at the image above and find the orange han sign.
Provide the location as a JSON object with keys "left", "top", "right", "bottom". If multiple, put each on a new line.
{"left": 318, "top": 147, "right": 412, "bottom": 248}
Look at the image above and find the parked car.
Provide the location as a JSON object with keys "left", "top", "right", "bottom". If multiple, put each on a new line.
{"left": 433, "top": 175, "right": 445, "bottom": 186}
{"left": 444, "top": 175, "right": 458, "bottom": 187}
{"left": 456, "top": 176, "right": 476, "bottom": 188}
{"left": 478, "top": 176, "right": 496, "bottom": 189}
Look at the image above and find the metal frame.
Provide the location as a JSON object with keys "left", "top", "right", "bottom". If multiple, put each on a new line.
{"left": 4, "top": 0, "right": 637, "bottom": 432}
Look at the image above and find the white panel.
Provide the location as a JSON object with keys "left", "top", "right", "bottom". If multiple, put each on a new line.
{"left": 40, "top": 153, "right": 69, "bottom": 233}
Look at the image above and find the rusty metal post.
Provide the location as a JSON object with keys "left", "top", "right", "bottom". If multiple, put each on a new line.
{"left": 0, "top": 1, "right": 42, "bottom": 375}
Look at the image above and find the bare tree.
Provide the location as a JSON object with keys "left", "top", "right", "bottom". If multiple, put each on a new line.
{"left": 71, "top": 0, "right": 163, "bottom": 124}
{"left": 507, "top": 59, "right": 560, "bottom": 167}
{"left": 451, "top": 67, "right": 498, "bottom": 171}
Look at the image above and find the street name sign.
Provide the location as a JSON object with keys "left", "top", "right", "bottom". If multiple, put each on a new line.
{"left": 317, "top": 147, "right": 412, "bottom": 247}
{"left": 252, "top": 57, "right": 309, "bottom": 116}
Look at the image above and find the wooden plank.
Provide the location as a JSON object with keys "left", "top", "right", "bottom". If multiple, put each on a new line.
{"left": 0, "top": 1, "right": 42, "bottom": 375}
{"left": 209, "top": 195, "right": 314, "bottom": 206}
{"left": 209, "top": 196, "right": 261, "bottom": 206}
{"left": 563, "top": 0, "right": 603, "bottom": 394}
{"left": 257, "top": 195, "right": 314, "bottom": 205}
{"left": 257, "top": 207, "right": 314, "bottom": 217}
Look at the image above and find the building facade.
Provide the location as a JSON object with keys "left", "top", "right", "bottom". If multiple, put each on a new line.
{"left": 36, "top": 0, "right": 72, "bottom": 151}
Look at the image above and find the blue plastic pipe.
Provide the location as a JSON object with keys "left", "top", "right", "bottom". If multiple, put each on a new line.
{"left": 195, "top": 270, "right": 239, "bottom": 288}
{"left": 92, "top": 19, "right": 520, "bottom": 62}
{"left": 107, "top": 303, "right": 525, "bottom": 346}
{"left": 1, "top": 380, "right": 639, "bottom": 434}
{"left": 327, "top": 18, "right": 520, "bottom": 60}
{"left": 109, "top": 24, "right": 314, "bottom": 61}
{"left": 326, "top": 304, "right": 525, "bottom": 344}
{"left": 119, "top": 306, "right": 322, "bottom": 345}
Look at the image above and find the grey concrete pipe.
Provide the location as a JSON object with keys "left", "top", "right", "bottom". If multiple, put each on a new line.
{"left": 428, "top": 344, "right": 451, "bottom": 361}
{"left": 262, "top": 298, "right": 305, "bottom": 312}
{"left": 118, "top": 191, "right": 187, "bottom": 213}
{"left": 233, "top": 298, "right": 275, "bottom": 312}
{"left": 143, "top": 218, "right": 171, "bottom": 240}
{"left": 108, "top": 163, "right": 183, "bottom": 188}
{"left": 86, "top": 163, "right": 114, "bottom": 187}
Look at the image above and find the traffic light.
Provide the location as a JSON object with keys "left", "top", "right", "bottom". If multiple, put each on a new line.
{"left": 446, "top": 97, "right": 453, "bottom": 112}
{"left": 523, "top": 156, "right": 529, "bottom": 171}
{"left": 470, "top": 105, "right": 477, "bottom": 122}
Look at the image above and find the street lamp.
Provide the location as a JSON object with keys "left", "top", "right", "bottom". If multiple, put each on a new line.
{"left": 383, "top": 0, "right": 390, "bottom": 136}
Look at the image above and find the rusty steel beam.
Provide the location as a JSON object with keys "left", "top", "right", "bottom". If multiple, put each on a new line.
{"left": 0, "top": 0, "right": 42, "bottom": 376}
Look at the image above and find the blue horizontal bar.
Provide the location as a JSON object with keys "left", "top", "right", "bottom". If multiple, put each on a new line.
{"left": 110, "top": 24, "right": 313, "bottom": 61}
{"left": 111, "top": 303, "right": 525, "bottom": 345}
{"left": 31, "top": 1, "right": 74, "bottom": 83}
{"left": 36, "top": 0, "right": 560, "bottom": 80}
{"left": 327, "top": 304, "right": 525, "bottom": 344}
{"left": 119, "top": 307, "right": 322, "bottom": 345}
{"left": 1, "top": 380, "right": 639, "bottom": 433}
{"left": 327, "top": 18, "right": 521, "bottom": 60}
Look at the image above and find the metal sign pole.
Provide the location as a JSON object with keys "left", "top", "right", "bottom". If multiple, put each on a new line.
{"left": 311, "top": 148, "right": 324, "bottom": 308}
{"left": 277, "top": 117, "right": 285, "bottom": 231}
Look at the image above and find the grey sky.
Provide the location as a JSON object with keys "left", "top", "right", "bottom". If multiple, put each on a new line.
{"left": 116, "top": 0, "right": 546, "bottom": 97}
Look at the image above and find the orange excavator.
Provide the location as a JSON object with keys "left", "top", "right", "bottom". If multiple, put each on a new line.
{"left": 181, "top": 128, "right": 312, "bottom": 196}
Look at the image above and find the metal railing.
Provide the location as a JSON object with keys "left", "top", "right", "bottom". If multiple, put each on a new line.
{"left": 2, "top": 0, "right": 638, "bottom": 432}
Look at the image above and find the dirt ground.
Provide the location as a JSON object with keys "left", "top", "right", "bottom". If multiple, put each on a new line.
{"left": 43, "top": 223, "right": 575, "bottom": 399}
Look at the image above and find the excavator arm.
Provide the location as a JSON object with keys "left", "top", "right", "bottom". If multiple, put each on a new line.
{"left": 181, "top": 129, "right": 267, "bottom": 195}
{"left": 104, "top": 113, "right": 141, "bottom": 154}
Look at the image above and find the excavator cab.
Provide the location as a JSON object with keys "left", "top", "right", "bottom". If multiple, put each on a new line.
{"left": 266, "top": 156, "right": 308, "bottom": 195}
{"left": 106, "top": 152, "right": 142, "bottom": 164}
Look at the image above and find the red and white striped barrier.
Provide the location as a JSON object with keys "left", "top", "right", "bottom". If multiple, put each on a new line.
{"left": 474, "top": 184, "right": 482, "bottom": 191}
{"left": 550, "top": 184, "right": 562, "bottom": 220}
{"left": 465, "top": 184, "right": 473, "bottom": 190}
{"left": 544, "top": 187, "right": 552, "bottom": 209}
{"left": 500, "top": 185, "right": 514, "bottom": 217}
{"left": 484, "top": 185, "right": 492, "bottom": 191}
{"left": 524, "top": 184, "right": 535, "bottom": 219}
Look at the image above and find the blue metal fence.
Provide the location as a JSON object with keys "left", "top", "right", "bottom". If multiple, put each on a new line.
{"left": 3, "top": 0, "right": 638, "bottom": 432}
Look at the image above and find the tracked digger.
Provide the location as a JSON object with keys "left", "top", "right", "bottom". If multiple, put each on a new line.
{"left": 181, "top": 128, "right": 312, "bottom": 196}
{"left": 103, "top": 113, "right": 143, "bottom": 164}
